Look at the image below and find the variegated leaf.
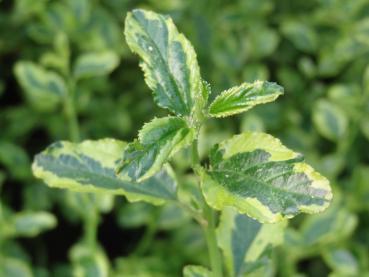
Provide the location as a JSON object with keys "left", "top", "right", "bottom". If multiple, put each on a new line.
{"left": 313, "top": 99, "right": 348, "bottom": 141}
{"left": 200, "top": 132, "right": 332, "bottom": 223}
{"left": 32, "top": 139, "right": 177, "bottom": 205}
{"left": 208, "top": 81, "right": 283, "bottom": 118}
{"left": 217, "top": 207, "right": 286, "bottom": 277}
{"left": 14, "top": 61, "right": 66, "bottom": 111}
{"left": 124, "top": 9, "right": 205, "bottom": 117}
{"left": 73, "top": 51, "right": 120, "bottom": 80}
{"left": 116, "top": 117, "right": 195, "bottom": 182}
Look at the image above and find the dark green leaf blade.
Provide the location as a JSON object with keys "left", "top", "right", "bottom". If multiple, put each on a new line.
{"left": 200, "top": 132, "right": 332, "bottom": 223}
{"left": 208, "top": 81, "right": 283, "bottom": 118}
{"left": 32, "top": 139, "right": 177, "bottom": 205}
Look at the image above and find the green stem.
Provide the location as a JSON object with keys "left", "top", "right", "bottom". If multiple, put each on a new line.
{"left": 65, "top": 80, "right": 80, "bottom": 142}
{"left": 203, "top": 205, "right": 223, "bottom": 277}
{"left": 133, "top": 208, "right": 161, "bottom": 256}
{"left": 191, "top": 139, "right": 200, "bottom": 166}
{"left": 64, "top": 78, "right": 98, "bottom": 250}
{"left": 84, "top": 210, "right": 98, "bottom": 250}
{"left": 191, "top": 140, "right": 223, "bottom": 277}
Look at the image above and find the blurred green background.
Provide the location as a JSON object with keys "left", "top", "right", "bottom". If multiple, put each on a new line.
{"left": 1, "top": 0, "right": 369, "bottom": 276}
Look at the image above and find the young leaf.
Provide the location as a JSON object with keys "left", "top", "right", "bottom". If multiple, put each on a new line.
{"left": 32, "top": 139, "right": 177, "bottom": 205}
{"left": 124, "top": 9, "right": 204, "bottom": 116}
{"left": 14, "top": 61, "right": 66, "bottom": 111}
{"left": 200, "top": 132, "right": 332, "bottom": 223}
{"left": 116, "top": 117, "right": 195, "bottom": 182}
{"left": 73, "top": 51, "right": 119, "bottom": 80}
{"left": 208, "top": 81, "right": 283, "bottom": 118}
{"left": 183, "top": 265, "right": 211, "bottom": 277}
{"left": 217, "top": 207, "right": 285, "bottom": 277}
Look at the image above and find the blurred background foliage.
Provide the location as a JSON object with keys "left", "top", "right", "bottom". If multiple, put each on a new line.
{"left": 1, "top": 0, "right": 369, "bottom": 276}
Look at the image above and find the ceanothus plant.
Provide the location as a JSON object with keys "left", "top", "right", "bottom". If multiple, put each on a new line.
{"left": 32, "top": 9, "right": 332, "bottom": 277}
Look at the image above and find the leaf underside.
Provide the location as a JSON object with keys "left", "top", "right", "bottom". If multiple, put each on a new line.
{"left": 200, "top": 132, "right": 332, "bottom": 223}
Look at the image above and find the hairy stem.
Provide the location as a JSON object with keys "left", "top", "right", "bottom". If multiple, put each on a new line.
{"left": 191, "top": 140, "right": 223, "bottom": 277}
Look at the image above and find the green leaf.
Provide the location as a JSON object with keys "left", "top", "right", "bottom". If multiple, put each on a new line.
{"left": 313, "top": 99, "right": 348, "bottom": 141}
{"left": 14, "top": 61, "right": 66, "bottom": 111}
{"left": 200, "top": 132, "right": 332, "bottom": 223}
{"left": 361, "top": 117, "right": 369, "bottom": 141}
{"left": 32, "top": 139, "right": 177, "bottom": 205}
{"left": 10, "top": 211, "right": 57, "bottom": 237}
{"left": 323, "top": 249, "right": 359, "bottom": 276}
{"left": 0, "top": 141, "right": 30, "bottom": 180}
{"left": 117, "top": 202, "right": 153, "bottom": 228}
{"left": 40, "top": 32, "right": 70, "bottom": 74}
{"left": 300, "top": 203, "right": 357, "bottom": 246}
{"left": 208, "top": 81, "right": 283, "bottom": 118}
{"left": 124, "top": 9, "right": 205, "bottom": 116}
{"left": 70, "top": 243, "right": 109, "bottom": 277}
{"left": 116, "top": 117, "right": 195, "bottom": 182}
{"left": 217, "top": 207, "right": 285, "bottom": 277}
{"left": 183, "top": 265, "right": 211, "bottom": 277}
{"left": 73, "top": 51, "right": 119, "bottom": 80}
{"left": 247, "top": 25, "right": 279, "bottom": 58}
{"left": 0, "top": 257, "right": 32, "bottom": 277}
{"left": 281, "top": 20, "right": 318, "bottom": 53}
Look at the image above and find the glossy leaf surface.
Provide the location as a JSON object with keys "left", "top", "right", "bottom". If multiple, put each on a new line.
{"left": 116, "top": 117, "right": 194, "bottom": 182}
{"left": 208, "top": 81, "right": 283, "bottom": 117}
{"left": 124, "top": 9, "right": 204, "bottom": 116}
{"left": 200, "top": 132, "right": 332, "bottom": 223}
{"left": 32, "top": 139, "right": 177, "bottom": 205}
